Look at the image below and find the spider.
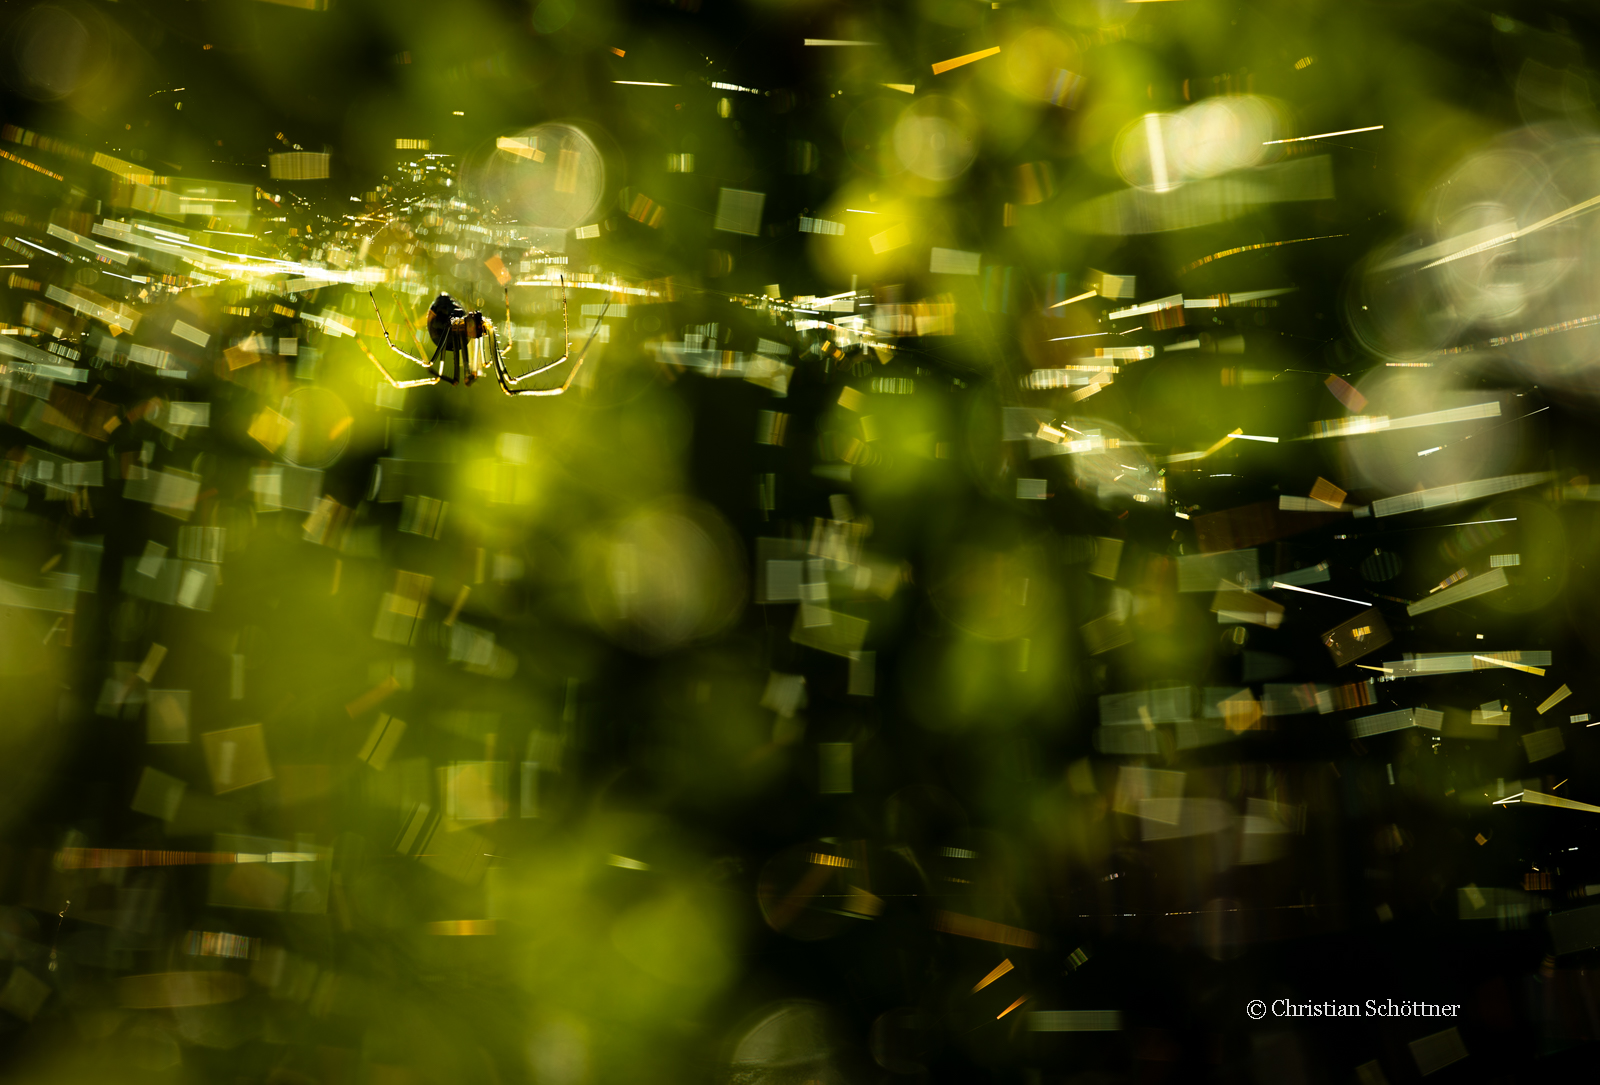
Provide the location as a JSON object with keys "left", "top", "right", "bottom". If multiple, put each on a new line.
{"left": 358, "top": 276, "right": 607, "bottom": 397}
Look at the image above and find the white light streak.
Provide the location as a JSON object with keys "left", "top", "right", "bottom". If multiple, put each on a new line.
{"left": 512, "top": 279, "right": 660, "bottom": 298}
{"left": 1144, "top": 112, "right": 1172, "bottom": 192}
{"left": 1047, "top": 290, "right": 1096, "bottom": 309}
{"left": 1422, "top": 192, "right": 1600, "bottom": 270}
{"left": 1263, "top": 125, "right": 1384, "bottom": 145}
{"left": 1266, "top": 581, "right": 1368, "bottom": 605}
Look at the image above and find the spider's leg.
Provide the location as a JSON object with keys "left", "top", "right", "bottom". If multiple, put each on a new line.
{"left": 499, "top": 286, "right": 515, "bottom": 364}
{"left": 504, "top": 350, "right": 568, "bottom": 384}
{"left": 560, "top": 274, "right": 570, "bottom": 361}
{"left": 491, "top": 319, "right": 562, "bottom": 396}
{"left": 368, "top": 291, "right": 438, "bottom": 370}
{"left": 356, "top": 337, "right": 442, "bottom": 389}
{"left": 390, "top": 293, "right": 435, "bottom": 368}
{"left": 430, "top": 329, "right": 461, "bottom": 386}
{"left": 546, "top": 280, "right": 610, "bottom": 384}
{"left": 570, "top": 292, "right": 610, "bottom": 366}
{"left": 500, "top": 276, "right": 567, "bottom": 384}
{"left": 493, "top": 352, "right": 573, "bottom": 397}
{"left": 494, "top": 276, "right": 613, "bottom": 396}
{"left": 488, "top": 329, "right": 509, "bottom": 386}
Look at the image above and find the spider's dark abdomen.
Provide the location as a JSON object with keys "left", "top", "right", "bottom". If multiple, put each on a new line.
{"left": 426, "top": 293, "right": 467, "bottom": 347}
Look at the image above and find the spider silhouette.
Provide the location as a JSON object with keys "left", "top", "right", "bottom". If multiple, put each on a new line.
{"left": 358, "top": 276, "right": 607, "bottom": 397}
